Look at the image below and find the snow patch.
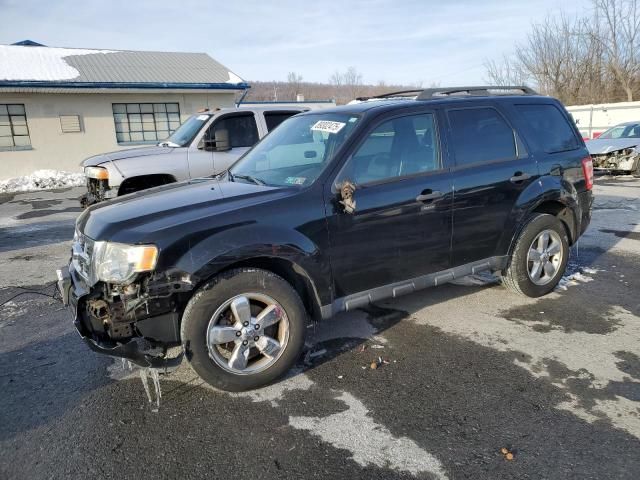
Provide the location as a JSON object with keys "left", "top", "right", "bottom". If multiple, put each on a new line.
{"left": 226, "top": 70, "right": 244, "bottom": 84}
{"left": 0, "top": 45, "right": 115, "bottom": 81}
{"left": 0, "top": 170, "right": 85, "bottom": 193}
{"left": 290, "top": 391, "right": 448, "bottom": 478}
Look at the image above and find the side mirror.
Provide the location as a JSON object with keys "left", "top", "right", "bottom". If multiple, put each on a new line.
{"left": 198, "top": 128, "right": 231, "bottom": 152}
{"left": 213, "top": 128, "right": 231, "bottom": 152}
{"left": 337, "top": 180, "right": 357, "bottom": 214}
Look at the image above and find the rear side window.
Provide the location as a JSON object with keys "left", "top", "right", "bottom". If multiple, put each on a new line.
{"left": 211, "top": 113, "right": 259, "bottom": 148}
{"left": 447, "top": 108, "right": 516, "bottom": 166}
{"left": 264, "top": 111, "right": 301, "bottom": 132}
{"left": 516, "top": 104, "right": 579, "bottom": 153}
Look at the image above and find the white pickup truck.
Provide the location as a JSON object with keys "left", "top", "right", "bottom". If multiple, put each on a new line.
{"left": 80, "top": 106, "right": 307, "bottom": 205}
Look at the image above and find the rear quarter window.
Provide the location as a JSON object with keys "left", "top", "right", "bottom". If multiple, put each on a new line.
{"left": 516, "top": 104, "right": 580, "bottom": 153}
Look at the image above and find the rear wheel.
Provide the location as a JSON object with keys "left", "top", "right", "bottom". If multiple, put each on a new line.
{"left": 502, "top": 213, "right": 569, "bottom": 297}
{"left": 181, "top": 268, "right": 307, "bottom": 391}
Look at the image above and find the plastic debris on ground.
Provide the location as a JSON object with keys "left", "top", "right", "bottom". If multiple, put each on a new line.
{"left": 555, "top": 266, "right": 599, "bottom": 291}
{"left": 0, "top": 169, "right": 85, "bottom": 193}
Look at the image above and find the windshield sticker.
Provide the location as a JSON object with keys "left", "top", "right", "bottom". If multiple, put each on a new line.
{"left": 311, "top": 120, "right": 346, "bottom": 134}
{"left": 285, "top": 176, "right": 306, "bottom": 185}
{"left": 197, "top": 115, "right": 209, "bottom": 121}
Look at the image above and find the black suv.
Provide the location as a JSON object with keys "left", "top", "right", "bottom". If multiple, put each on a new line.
{"left": 58, "top": 86, "right": 594, "bottom": 391}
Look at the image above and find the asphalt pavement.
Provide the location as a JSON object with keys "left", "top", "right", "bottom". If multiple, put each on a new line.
{"left": 1, "top": 177, "right": 639, "bottom": 480}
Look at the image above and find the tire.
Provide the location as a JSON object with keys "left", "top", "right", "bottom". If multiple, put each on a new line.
{"left": 181, "top": 268, "right": 307, "bottom": 391}
{"left": 502, "top": 213, "right": 570, "bottom": 298}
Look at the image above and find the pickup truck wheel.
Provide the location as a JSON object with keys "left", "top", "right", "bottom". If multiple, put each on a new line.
{"left": 502, "top": 213, "right": 569, "bottom": 297}
{"left": 181, "top": 268, "right": 306, "bottom": 392}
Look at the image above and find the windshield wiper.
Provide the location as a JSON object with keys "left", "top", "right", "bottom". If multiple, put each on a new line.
{"left": 158, "top": 141, "right": 180, "bottom": 147}
{"left": 230, "top": 173, "right": 266, "bottom": 186}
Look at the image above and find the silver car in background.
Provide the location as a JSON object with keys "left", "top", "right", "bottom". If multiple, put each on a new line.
{"left": 80, "top": 106, "right": 307, "bottom": 205}
{"left": 586, "top": 121, "right": 640, "bottom": 176}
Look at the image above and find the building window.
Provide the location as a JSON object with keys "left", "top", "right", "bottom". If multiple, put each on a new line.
{"left": 112, "top": 103, "right": 181, "bottom": 144}
{"left": 0, "top": 104, "right": 32, "bottom": 151}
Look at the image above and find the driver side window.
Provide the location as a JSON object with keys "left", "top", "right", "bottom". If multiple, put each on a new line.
{"left": 205, "top": 113, "right": 259, "bottom": 148}
{"left": 342, "top": 113, "right": 440, "bottom": 186}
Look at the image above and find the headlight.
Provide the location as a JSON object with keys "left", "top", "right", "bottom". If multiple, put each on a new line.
{"left": 93, "top": 242, "right": 158, "bottom": 284}
{"left": 85, "top": 166, "right": 109, "bottom": 180}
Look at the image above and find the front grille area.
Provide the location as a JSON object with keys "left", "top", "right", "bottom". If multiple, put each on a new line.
{"left": 72, "top": 231, "right": 94, "bottom": 282}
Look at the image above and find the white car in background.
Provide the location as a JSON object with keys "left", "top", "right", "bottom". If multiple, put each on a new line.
{"left": 586, "top": 121, "right": 640, "bottom": 176}
{"left": 80, "top": 106, "right": 307, "bottom": 205}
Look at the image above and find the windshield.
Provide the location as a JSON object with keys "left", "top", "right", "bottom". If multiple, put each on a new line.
{"left": 598, "top": 123, "right": 640, "bottom": 139}
{"left": 229, "top": 113, "right": 360, "bottom": 187}
{"left": 161, "top": 114, "right": 210, "bottom": 146}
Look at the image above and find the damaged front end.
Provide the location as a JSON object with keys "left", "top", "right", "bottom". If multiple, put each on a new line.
{"left": 57, "top": 232, "right": 194, "bottom": 368}
{"left": 80, "top": 166, "right": 116, "bottom": 207}
{"left": 591, "top": 147, "right": 640, "bottom": 173}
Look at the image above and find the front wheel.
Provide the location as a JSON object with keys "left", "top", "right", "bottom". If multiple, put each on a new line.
{"left": 502, "top": 213, "right": 569, "bottom": 297}
{"left": 181, "top": 268, "right": 307, "bottom": 391}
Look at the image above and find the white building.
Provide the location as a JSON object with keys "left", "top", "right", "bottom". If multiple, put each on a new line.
{"left": 0, "top": 41, "right": 248, "bottom": 179}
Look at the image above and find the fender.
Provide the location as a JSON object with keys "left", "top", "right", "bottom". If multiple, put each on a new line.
{"left": 496, "top": 173, "right": 580, "bottom": 257}
{"left": 161, "top": 222, "right": 331, "bottom": 312}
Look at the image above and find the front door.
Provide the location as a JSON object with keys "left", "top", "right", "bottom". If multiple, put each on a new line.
{"left": 325, "top": 111, "right": 453, "bottom": 298}
{"left": 211, "top": 112, "right": 260, "bottom": 173}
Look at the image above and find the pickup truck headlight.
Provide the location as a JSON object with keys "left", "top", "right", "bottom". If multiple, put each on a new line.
{"left": 93, "top": 242, "right": 158, "bottom": 284}
{"left": 85, "top": 166, "right": 109, "bottom": 180}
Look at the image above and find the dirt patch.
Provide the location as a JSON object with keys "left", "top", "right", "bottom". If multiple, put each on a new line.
{"left": 15, "top": 207, "right": 83, "bottom": 220}
{"left": 614, "top": 351, "right": 640, "bottom": 380}
{"left": 600, "top": 229, "right": 640, "bottom": 241}
{"left": 500, "top": 299, "right": 621, "bottom": 334}
{"left": 10, "top": 199, "right": 63, "bottom": 209}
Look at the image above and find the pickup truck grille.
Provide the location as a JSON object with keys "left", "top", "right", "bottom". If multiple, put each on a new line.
{"left": 72, "top": 231, "right": 94, "bottom": 282}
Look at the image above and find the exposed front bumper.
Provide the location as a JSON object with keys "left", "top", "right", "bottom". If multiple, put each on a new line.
{"left": 56, "top": 264, "right": 182, "bottom": 369}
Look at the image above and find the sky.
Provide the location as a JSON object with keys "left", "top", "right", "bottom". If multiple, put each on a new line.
{"left": 0, "top": 0, "right": 592, "bottom": 86}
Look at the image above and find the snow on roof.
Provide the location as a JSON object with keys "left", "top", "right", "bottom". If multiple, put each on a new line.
{"left": 0, "top": 46, "right": 115, "bottom": 81}
{"left": 0, "top": 44, "right": 247, "bottom": 88}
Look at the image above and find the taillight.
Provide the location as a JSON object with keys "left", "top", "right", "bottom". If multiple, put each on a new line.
{"left": 581, "top": 156, "right": 594, "bottom": 190}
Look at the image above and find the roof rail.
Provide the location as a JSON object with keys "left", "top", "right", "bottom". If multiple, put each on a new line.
{"left": 416, "top": 85, "right": 537, "bottom": 100}
{"left": 355, "top": 89, "right": 424, "bottom": 101}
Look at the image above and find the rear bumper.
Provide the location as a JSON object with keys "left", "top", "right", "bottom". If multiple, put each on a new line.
{"left": 577, "top": 189, "right": 593, "bottom": 237}
{"left": 56, "top": 264, "right": 182, "bottom": 369}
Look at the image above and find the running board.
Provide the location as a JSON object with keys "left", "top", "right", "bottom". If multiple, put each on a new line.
{"left": 320, "top": 256, "right": 507, "bottom": 319}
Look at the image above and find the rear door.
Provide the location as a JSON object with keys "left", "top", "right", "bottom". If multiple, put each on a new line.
{"left": 445, "top": 104, "right": 538, "bottom": 266}
{"left": 325, "top": 110, "right": 454, "bottom": 297}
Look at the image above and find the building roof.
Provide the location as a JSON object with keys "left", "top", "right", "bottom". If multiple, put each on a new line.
{"left": 0, "top": 44, "right": 248, "bottom": 91}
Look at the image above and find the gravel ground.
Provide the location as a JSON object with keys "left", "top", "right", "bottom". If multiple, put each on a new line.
{"left": 0, "top": 178, "right": 639, "bottom": 480}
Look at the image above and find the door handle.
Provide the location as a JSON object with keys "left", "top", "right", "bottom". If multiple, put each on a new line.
{"left": 416, "top": 190, "right": 443, "bottom": 202}
{"left": 509, "top": 172, "right": 531, "bottom": 183}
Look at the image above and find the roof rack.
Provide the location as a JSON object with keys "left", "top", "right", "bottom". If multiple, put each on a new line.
{"left": 355, "top": 89, "right": 423, "bottom": 101}
{"left": 416, "top": 85, "right": 537, "bottom": 100}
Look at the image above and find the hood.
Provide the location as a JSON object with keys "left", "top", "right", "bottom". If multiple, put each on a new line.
{"left": 81, "top": 145, "right": 175, "bottom": 167}
{"left": 77, "top": 178, "right": 293, "bottom": 243}
{"left": 586, "top": 138, "right": 639, "bottom": 155}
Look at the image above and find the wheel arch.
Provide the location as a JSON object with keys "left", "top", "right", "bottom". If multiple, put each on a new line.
{"left": 196, "top": 255, "right": 324, "bottom": 324}
{"left": 118, "top": 173, "right": 177, "bottom": 196}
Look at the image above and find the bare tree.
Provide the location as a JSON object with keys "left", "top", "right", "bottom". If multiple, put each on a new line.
{"left": 484, "top": 54, "right": 529, "bottom": 86}
{"left": 343, "top": 66, "right": 363, "bottom": 100}
{"left": 591, "top": 0, "right": 640, "bottom": 101}
{"left": 483, "top": 0, "right": 639, "bottom": 104}
{"left": 287, "top": 72, "right": 304, "bottom": 99}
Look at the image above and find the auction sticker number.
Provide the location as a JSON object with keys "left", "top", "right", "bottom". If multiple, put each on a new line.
{"left": 311, "top": 120, "right": 346, "bottom": 134}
